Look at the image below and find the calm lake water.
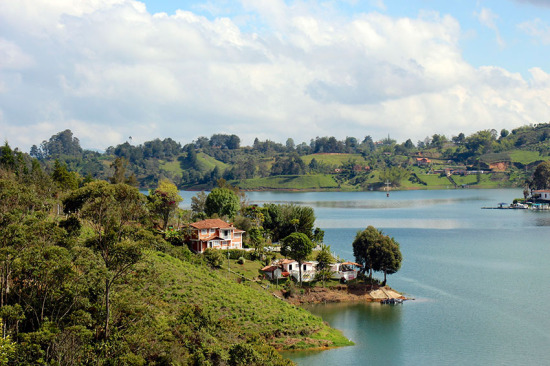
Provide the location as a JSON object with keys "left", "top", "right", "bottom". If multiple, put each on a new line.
{"left": 213, "top": 189, "right": 550, "bottom": 366}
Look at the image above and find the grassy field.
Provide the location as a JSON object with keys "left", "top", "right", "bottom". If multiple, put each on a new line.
{"left": 508, "top": 150, "right": 547, "bottom": 165}
{"left": 301, "top": 153, "right": 368, "bottom": 166}
{"left": 160, "top": 153, "right": 229, "bottom": 177}
{"left": 235, "top": 175, "right": 340, "bottom": 190}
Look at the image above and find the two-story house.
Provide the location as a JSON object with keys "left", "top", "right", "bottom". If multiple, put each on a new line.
{"left": 188, "top": 218, "right": 244, "bottom": 253}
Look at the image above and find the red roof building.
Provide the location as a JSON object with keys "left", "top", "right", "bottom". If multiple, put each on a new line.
{"left": 188, "top": 219, "right": 244, "bottom": 253}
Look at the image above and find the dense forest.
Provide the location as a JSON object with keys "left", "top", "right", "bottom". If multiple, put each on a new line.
{"left": 15, "top": 123, "right": 550, "bottom": 191}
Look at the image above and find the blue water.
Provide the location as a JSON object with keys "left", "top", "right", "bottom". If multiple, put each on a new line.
{"left": 238, "top": 189, "right": 550, "bottom": 366}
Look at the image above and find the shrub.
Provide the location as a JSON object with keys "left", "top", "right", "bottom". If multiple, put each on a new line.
{"left": 203, "top": 249, "right": 225, "bottom": 268}
{"left": 237, "top": 257, "right": 246, "bottom": 265}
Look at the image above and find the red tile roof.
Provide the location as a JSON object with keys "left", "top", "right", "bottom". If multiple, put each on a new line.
{"left": 190, "top": 218, "right": 233, "bottom": 229}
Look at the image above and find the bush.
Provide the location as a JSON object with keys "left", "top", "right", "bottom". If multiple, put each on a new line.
{"left": 203, "top": 249, "right": 225, "bottom": 268}
{"left": 227, "top": 249, "right": 255, "bottom": 261}
{"left": 237, "top": 257, "right": 246, "bottom": 265}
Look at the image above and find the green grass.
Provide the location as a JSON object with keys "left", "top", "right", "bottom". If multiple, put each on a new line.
{"left": 197, "top": 152, "right": 229, "bottom": 171}
{"left": 160, "top": 159, "right": 183, "bottom": 177}
{"left": 118, "top": 251, "right": 352, "bottom": 352}
{"left": 160, "top": 153, "right": 229, "bottom": 177}
{"left": 235, "top": 175, "right": 340, "bottom": 190}
{"left": 508, "top": 150, "right": 546, "bottom": 165}
{"left": 301, "top": 154, "right": 368, "bottom": 166}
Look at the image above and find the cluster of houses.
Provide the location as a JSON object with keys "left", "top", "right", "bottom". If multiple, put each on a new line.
{"left": 185, "top": 218, "right": 361, "bottom": 283}
{"left": 261, "top": 259, "right": 361, "bottom": 283}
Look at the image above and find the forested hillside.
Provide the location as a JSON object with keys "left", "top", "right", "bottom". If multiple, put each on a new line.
{"left": 0, "top": 153, "right": 350, "bottom": 365}
{"left": 19, "top": 123, "right": 550, "bottom": 190}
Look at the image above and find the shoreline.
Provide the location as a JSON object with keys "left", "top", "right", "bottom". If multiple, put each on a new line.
{"left": 280, "top": 284, "right": 409, "bottom": 306}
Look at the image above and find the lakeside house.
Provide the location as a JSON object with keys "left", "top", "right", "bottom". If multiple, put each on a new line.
{"left": 532, "top": 190, "right": 550, "bottom": 202}
{"left": 187, "top": 218, "right": 245, "bottom": 253}
{"left": 262, "top": 258, "right": 362, "bottom": 283}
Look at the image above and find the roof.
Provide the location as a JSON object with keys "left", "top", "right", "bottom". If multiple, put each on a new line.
{"left": 190, "top": 219, "right": 233, "bottom": 229}
{"left": 279, "top": 258, "right": 297, "bottom": 265}
{"left": 261, "top": 265, "right": 278, "bottom": 272}
{"left": 340, "top": 261, "right": 363, "bottom": 267}
{"left": 533, "top": 190, "right": 550, "bottom": 193}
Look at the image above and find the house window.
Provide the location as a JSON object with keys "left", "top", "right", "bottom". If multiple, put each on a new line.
{"left": 288, "top": 264, "right": 292, "bottom": 271}
{"left": 303, "top": 264, "right": 307, "bottom": 271}
{"left": 201, "top": 229, "right": 207, "bottom": 235}
{"left": 223, "top": 230, "right": 230, "bottom": 238}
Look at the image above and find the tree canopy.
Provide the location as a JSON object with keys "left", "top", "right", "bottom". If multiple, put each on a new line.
{"left": 353, "top": 226, "right": 402, "bottom": 285}
{"left": 280, "top": 232, "right": 314, "bottom": 286}
{"left": 204, "top": 187, "right": 240, "bottom": 219}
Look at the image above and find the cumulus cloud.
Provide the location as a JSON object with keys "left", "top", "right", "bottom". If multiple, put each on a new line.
{"left": 0, "top": 0, "right": 549, "bottom": 151}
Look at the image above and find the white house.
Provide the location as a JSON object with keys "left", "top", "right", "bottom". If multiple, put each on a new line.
{"left": 533, "top": 190, "right": 550, "bottom": 201}
{"left": 261, "top": 259, "right": 361, "bottom": 283}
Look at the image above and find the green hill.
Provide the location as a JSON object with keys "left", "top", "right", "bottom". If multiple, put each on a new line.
{"left": 234, "top": 175, "right": 340, "bottom": 190}
{"left": 114, "top": 250, "right": 352, "bottom": 362}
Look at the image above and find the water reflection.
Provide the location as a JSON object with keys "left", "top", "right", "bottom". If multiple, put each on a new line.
{"left": 287, "top": 303, "right": 404, "bottom": 365}
{"left": 249, "top": 197, "right": 485, "bottom": 210}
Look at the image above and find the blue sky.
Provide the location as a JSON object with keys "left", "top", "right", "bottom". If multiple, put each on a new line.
{"left": 1, "top": 0, "right": 550, "bottom": 150}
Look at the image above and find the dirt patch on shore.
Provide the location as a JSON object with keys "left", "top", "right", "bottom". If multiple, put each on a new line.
{"left": 282, "top": 284, "right": 406, "bottom": 305}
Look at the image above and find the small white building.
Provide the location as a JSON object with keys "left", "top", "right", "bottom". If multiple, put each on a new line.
{"left": 261, "top": 259, "right": 361, "bottom": 283}
{"left": 533, "top": 190, "right": 550, "bottom": 201}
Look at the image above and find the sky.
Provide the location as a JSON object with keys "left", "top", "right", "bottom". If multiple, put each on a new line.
{"left": 1, "top": 0, "right": 550, "bottom": 152}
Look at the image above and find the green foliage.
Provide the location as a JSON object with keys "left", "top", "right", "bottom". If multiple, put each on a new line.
{"left": 205, "top": 187, "right": 240, "bottom": 219}
{"left": 531, "top": 161, "right": 550, "bottom": 190}
{"left": 203, "top": 248, "right": 225, "bottom": 268}
{"left": 315, "top": 244, "right": 334, "bottom": 287}
{"left": 352, "top": 226, "right": 402, "bottom": 285}
{"left": 281, "top": 233, "right": 314, "bottom": 285}
{"left": 148, "top": 179, "right": 183, "bottom": 230}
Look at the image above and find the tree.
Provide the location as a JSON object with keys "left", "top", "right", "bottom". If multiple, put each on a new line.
{"left": 280, "top": 232, "right": 314, "bottom": 286}
{"left": 204, "top": 188, "right": 240, "bottom": 219}
{"left": 352, "top": 226, "right": 402, "bottom": 285}
{"left": 531, "top": 161, "right": 550, "bottom": 190}
{"left": 191, "top": 191, "right": 208, "bottom": 220}
{"left": 352, "top": 226, "right": 380, "bottom": 278}
{"left": 51, "top": 160, "right": 80, "bottom": 191}
{"left": 368, "top": 235, "right": 402, "bottom": 285}
{"left": 63, "top": 181, "right": 147, "bottom": 339}
{"left": 148, "top": 179, "right": 183, "bottom": 230}
{"left": 315, "top": 244, "right": 334, "bottom": 287}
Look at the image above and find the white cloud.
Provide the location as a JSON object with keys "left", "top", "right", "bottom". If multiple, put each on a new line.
{"left": 474, "top": 8, "right": 505, "bottom": 47}
{"left": 0, "top": 0, "right": 549, "bottom": 152}
{"left": 518, "top": 18, "right": 550, "bottom": 44}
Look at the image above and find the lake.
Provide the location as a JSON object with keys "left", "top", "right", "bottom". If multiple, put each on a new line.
{"left": 217, "top": 189, "right": 550, "bottom": 366}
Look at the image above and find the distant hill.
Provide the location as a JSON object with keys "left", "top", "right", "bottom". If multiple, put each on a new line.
{"left": 21, "top": 123, "right": 550, "bottom": 190}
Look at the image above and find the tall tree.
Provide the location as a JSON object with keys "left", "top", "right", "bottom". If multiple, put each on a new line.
{"left": 315, "top": 244, "right": 334, "bottom": 287}
{"left": 148, "top": 179, "right": 183, "bottom": 230}
{"left": 204, "top": 188, "right": 240, "bottom": 219}
{"left": 63, "top": 181, "right": 147, "bottom": 338}
{"left": 353, "top": 226, "right": 402, "bottom": 285}
{"left": 280, "top": 232, "right": 314, "bottom": 286}
{"left": 531, "top": 161, "right": 550, "bottom": 190}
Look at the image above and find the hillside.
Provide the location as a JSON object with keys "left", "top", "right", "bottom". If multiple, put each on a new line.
{"left": 109, "top": 250, "right": 352, "bottom": 363}
{"left": 22, "top": 123, "right": 550, "bottom": 190}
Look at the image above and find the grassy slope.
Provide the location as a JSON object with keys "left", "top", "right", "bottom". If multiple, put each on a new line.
{"left": 160, "top": 153, "right": 229, "bottom": 177}
{"left": 235, "top": 175, "right": 340, "bottom": 190}
{"left": 116, "top": 251, "right": 352, "bottom": 352}
{"left": 301, "top": 153, "right": 368, "bottom": 166}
